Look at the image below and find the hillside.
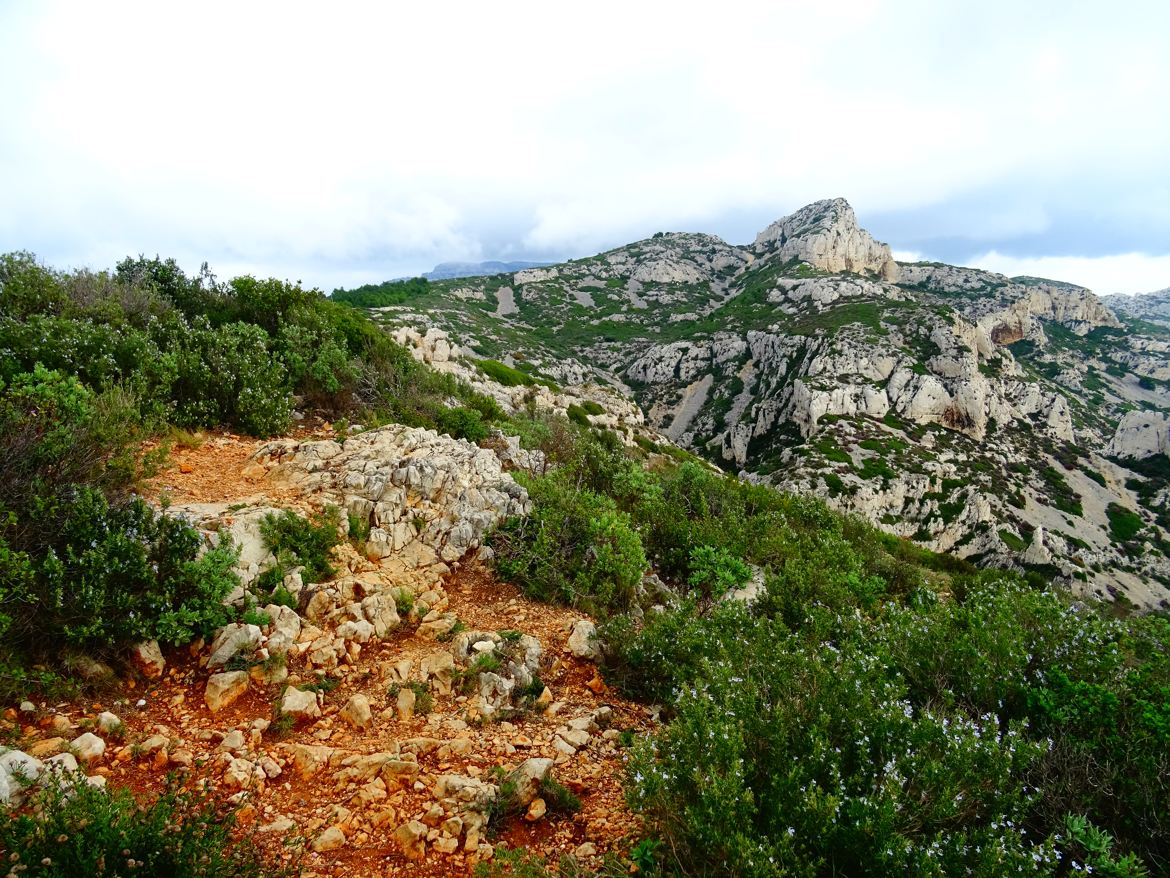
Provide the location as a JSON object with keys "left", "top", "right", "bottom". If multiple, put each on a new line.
{"left": 1, "top": 249, "right": 1167, "bottom": 877}
{"left": 346, "top": 199, "right": 1170, "bottom": 610}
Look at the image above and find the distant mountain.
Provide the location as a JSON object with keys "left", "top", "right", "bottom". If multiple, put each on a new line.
{"left": 1102, "top": 287, "right": 1170, "bottom": 326}
{"left": 357, "top": 198, "right": 1170, "bottom": 610}
{"left": 423, "top": 260, "right": 552, "bottom": 281}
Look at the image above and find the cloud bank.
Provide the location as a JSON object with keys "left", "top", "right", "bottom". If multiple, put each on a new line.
{"left": 1, "top": 0, "right": 1168, "bottom": 293}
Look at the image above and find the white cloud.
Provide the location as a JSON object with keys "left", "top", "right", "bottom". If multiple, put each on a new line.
{"left": 1, "top": 0, "right": 1169, "bottom": 288}
{"left": 964, "top": 251, "right": 1170, "bottom": 296}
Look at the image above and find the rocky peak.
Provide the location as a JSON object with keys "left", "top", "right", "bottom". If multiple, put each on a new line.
{"left": 753, "top": 198, "right": 900, "bottom": 281}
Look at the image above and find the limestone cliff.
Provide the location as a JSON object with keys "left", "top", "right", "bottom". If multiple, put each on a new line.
{"left": 754, "top": 198, "right": 900, "bottom": 280}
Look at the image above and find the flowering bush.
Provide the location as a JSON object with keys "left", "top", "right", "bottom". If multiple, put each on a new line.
{"left": 0, "top": 773, "right": 294, "bottom": 877}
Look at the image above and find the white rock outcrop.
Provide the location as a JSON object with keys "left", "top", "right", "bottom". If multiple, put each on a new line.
{"left": 754, "top": 198, "right": 899, "bottom": 280}
{"left": 1107, "top": 411, "right": 1170, "bottom": 459}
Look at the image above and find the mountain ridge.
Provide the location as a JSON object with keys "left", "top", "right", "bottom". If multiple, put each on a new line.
{"left": 351, "top": 199, "right": 1170, "bottom": 609}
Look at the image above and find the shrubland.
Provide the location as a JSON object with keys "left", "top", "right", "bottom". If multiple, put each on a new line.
{"left": 1, "top": 252, "right": 1167, "bottom": 877}
{"left": 490, "top": 420, "right": 1169, "bottom": 877}
{"left": 0, "top": 251, "right": 501, "bottom": 694}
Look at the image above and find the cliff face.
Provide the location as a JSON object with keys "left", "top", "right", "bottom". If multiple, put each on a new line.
{"left": 354, "top": 199, "right": 1170, "bottom": 610}
{"left": 754, "top": 198, "right": 900, "bottom": 280}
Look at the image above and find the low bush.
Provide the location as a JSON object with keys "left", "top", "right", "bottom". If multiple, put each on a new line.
{"left": 490, "top": 472, "right": 646, "bottom": 615}
{"left": 1107, "top": 502, "right": 1144, "bottom": 542}
{"left": 1, "top": 488, "right": 237, "bottom": 659}
{"left": 478, "top": 358, "right": 535, "bottom": 387}
{"left": 0, "top": 773, "right": 295, "bottom": 877}
{"left": 260, "top": 506, "right": 342, "bottom": 585}
{"left": 435, "top": 405, "right": 490, "bottom": 443}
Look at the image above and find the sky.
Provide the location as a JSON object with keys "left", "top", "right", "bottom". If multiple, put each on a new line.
{"left": 1, "top": 1, "right": 1168, "bottom": 295}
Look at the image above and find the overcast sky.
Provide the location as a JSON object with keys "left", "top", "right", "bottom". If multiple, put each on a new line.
{"left": 2, "top": 1, "right": 1168, "bottom": 294}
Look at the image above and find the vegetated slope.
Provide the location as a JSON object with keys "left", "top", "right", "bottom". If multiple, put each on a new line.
{"left": 2, "top": 249, "right": 1167, "bottom": 878}
{"left": 346, "top": 198, "right": 1170, "bottom": 610}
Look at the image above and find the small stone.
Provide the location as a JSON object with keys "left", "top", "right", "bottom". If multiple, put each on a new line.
{"left": 96, "top": 711, "right": 122, "bottom": 733}
{"left": 206, "top": 623, "right": 262, "bottom": 670}
{"left": 259, "top": 816, "right": 297, "bottom": 833}
{"left": 312, "top": 826, "right": 346, "bottom": 853}
{"left": 503, "top": 758, "right": 553, "bottom": 807}
{"left": 205, "top": 671, "right": 250, "bottom": 714}
{"left": 340, "top": 694, "right": 372, "bottom": 730}
{"left": 434, "top": 836, "right": 460, "bottom": 854}
{"left": 218, "top": 729, "right": 246, "bottom": 752}
{"left": 566, "top": 620, "right": 600, "bottom": 660}
{"left": 128, "top": 640, "right": 166, "bottom": 679}
{"left": 525, "top": 797, "right": 546, "bottom": 822}
{"left": 574, "top": 842, "right": 598, "bottom": 858}
{"left": 396, "top": 687, "right": 416, "bottom": 721}
{"left": 70, "top": 732, "right": 106, "bottom": 765}
{"left": 280, "top": 686, "right": 321, "bottom": 722}
{"left": 46, "top": 751, "right": 79, "bottom": 774}
{"left": 27, "top": 738, "right": 66, "bottom": 758}
{"left": 393, "top": 820, "right": 428, "bottom": 861}
{"left": 585, "top": 673, "right": 607, "bottom": 695}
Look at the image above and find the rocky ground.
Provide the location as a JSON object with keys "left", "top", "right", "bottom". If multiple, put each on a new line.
{"left": 0, "top": 429, "right": 652, "bottom": 877}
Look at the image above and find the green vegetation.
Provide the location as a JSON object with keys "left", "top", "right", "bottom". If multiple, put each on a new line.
{"left": 487, "top": 423, "right": 1169, "bottom": 876}
{"left": 330, "top": 276, "right": 431, "bottom": 308}
{"left": 0, "top": 773, "right": 295, "bottom": 877}
{"left": 1040, "top": 465, "right": 1084, "bottom": 517}
{"left": 478, "top": 358, "right": 536, "bottom": 387}
{"left": 0, "top": 250, "right": 516, "bottom": 695}
{"left": 260, "top": 505, "right": 342, "bottom": 585}
{"left": 999, "top": 528, "right": 1027, "bottom": 551}
{"left": 1107, "top": 503, "right": 1145, "bottom": 543}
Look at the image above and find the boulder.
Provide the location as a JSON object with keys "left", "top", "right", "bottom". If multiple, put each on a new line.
{"left": 70, "top": 732, "right": 106, "bottom": 765}
{"left": 504, "top": 758, "right": 553, "bottom": 808}
{"left": 280, "top": 686, "right": 321, "bottom": 721}
{"left": 206, "top": 623, "right": 262, "bottom": 669}
{"left": 128, "top": 640, "right": 165, "bottom": 679}
{"left": 393, "top": 820, "right": 428, "bottom": 861}
{"left": 312, "top": 826, "right": 346, "bottom": 853}
{"left": 340, "top": 694, "right": 373, "bottom": 730}
{"left": 566, "top": 620, "right": 600, "bottom": 660}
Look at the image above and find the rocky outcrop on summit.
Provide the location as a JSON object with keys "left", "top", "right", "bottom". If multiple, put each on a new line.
{"left": 1103, "top": 288, "right": 1170, "bottom": 324}
{"left": 754, "top": 198, "right": 899, "bottom": 280}
{"left": 899, "top": 264, "right": 1123, "bottom": 339}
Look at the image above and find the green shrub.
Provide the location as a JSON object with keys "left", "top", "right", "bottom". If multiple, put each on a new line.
{"left": 478, "top": 358, "right": 535, "bottom": 387}
{"left": 628, "top": 620, "right": 1058, "bottom": 876}
{"left": 346, "top": 511, "right": 371, "bottom": 546}
{"left": 1, "top": 488, "right": 237, "bottom": 657}
{"left": 580, "top": 400, "right": 605, "bottom": 416}
{"left": 491, "top": 472, "right": 647, "bottom": 615}
{"left": 260, "top": 505, "right": 341, "bottom": 584}
{"left": 566, "top": 403, "right": 592, "bottom": 427}
{"left": 435, "top": 405, "right": 491, "bottom": 443}
{"left": 999, "top": 529, "right": 1027, "bottom": 551}
{"left": 685, "top": 544, "right": 751, "bottom": 600}
{"left": 1107, "top": 502, "right": 1144, "bottom": 542}
{"left": 0, "top": 773, "right": 295, "bottom": 877}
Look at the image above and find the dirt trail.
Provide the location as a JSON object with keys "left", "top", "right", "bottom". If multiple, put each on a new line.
{"left": 11, "top": 433, "right": 651, "bottom": 877}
